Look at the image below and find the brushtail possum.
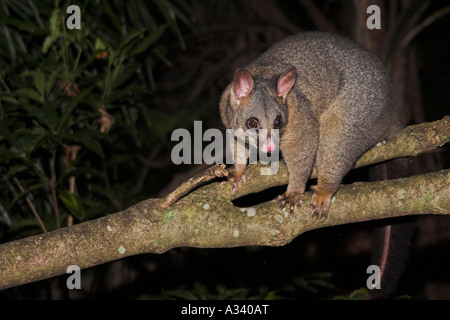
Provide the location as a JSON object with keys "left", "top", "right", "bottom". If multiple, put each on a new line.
{"left": 219, "top": 32, "right": 402, "bottom": 220}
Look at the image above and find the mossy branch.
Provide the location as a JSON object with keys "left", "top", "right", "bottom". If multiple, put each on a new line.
{"left": 0, "top": 116, "right": 449, "bottom": 290}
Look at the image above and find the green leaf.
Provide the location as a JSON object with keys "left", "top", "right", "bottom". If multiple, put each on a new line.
{"left": 130, "top": 24, "right": 168, "bottom": 56}
{"left": 46, "top": 66, "right": 62, "bottom": 96}
{"left": 59, "top": 190, "right": 85, "bottom": 220}
{"left": 23, "top": 104, "right": 57, "bottom": 131}
{"left": 42, "top": 35, "right": 54, "bottom": 54}
{"left": 28, "top": 0, "right": 44, "bottom": 28}
{"left": 0, "top": 126, "right": 15, "bottom": 144}
{"left": 34, "top": 69, "right": 46, "bottom": 97}
{"left": 14, "top": 88, "right": 41, "bottom": 102}
{"left": 161, "top": 0, "right": 193, "bottom": 28}
{"left": 16, "top": 126, "right": 49, "bottom": 154}
{"left": 117, "top": 29, "right": 144, "bottom": 51}
{"left": 152, "top": 47, "right": 172, "bottom": 67}
{"left": 95, "top": 37, "right": 107, "bottom": 51}
{"left": 7, "top": 165, "right": 28, "bottom": 176}
{"left": 2, "top": 23, "right": 17, "bottom": 64}
{"left": 136, "top": 0, "right": 157, "bottom": 30}
{"left": 145, "top": 56, "right": 155, "bottom": 91}
{"left": 2, "top": 17, "right": 40, "bottom": 33}
{"left": 1, "top": 96, "right": 19, "bottom": 105}
{"left": 112, "top": 63, "right": 140, "bottom": 89}
{"left": 49, "top": 8, "right": 60, "bottom": 40}
{"left": 58, "top": 88, "right": 92, "bottom": 133}
{"left": 68, "top": 131, "right": 104, "bottom": 157}
{"left": 8, "top": 218, "right": 43, "bottom": 237}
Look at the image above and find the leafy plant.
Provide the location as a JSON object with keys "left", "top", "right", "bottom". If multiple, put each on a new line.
{"left": 140, "top": 282, "right": 281, "bottom": 300}
{"left": 0, "top": 0, "right": 193, "bottom": 240}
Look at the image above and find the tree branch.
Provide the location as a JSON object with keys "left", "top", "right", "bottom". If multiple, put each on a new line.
{"left": 0, "top": 116, "right": 449, "bottom": 290}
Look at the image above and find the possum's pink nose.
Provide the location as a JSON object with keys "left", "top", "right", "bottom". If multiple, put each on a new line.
{"left": 261, "top": 135, "right": 276, "bottom": 153}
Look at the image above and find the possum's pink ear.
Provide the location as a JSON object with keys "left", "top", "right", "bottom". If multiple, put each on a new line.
{"left": 233, "top": 69, "right": 254, "bottom": 105}
{"left": 276, "top": 66, "right": 297, "bottom": 97}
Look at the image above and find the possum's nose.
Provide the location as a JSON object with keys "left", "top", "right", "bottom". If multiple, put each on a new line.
{"left": 260, "top": 135, "right": 276, "bottom": 153}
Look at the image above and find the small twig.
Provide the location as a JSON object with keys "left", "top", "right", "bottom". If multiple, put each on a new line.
{"left": 65, "top": 145, "right": 82, "bottom": 227}
{"left": 50, "top": 177, "right": 60, "bottom": 229}
{"left": 61, "top": 14, "right": 69, "bottom": 79}
{"left": 13, "top": 177, "right": 47, "bottom": 233}
{"left": 401, "top": 6, "right": 450, "bottom": 48}
{"left": 160, "top": 164, "right": 229, "bottom": 208}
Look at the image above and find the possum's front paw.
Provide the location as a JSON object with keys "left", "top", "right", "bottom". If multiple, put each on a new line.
{"left": 274, "top": 192, "right": 303, "bottom": 216}
{"left": 221, "top": 167, "right": 247, "bottom": 193}
{"left": 310, "top": 185, "right": 332, "bottom": 221}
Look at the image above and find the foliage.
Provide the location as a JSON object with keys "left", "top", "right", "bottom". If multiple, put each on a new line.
{"left": 141, "top": 273, "right": 341, "bottom": 300}
{"left": 141, "top": 282, "right": 256, "bottom": 300}
{"left": 0, "top": 0, "right": 192, "bottom": 240}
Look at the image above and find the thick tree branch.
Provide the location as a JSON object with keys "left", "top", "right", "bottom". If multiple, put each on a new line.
{"left": 0, "top": 116, "right": 449, "bottom": 290}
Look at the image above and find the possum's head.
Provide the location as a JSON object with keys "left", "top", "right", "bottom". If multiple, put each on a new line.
{"left": 220, "top": 66, "right": 296, "bottom": 153}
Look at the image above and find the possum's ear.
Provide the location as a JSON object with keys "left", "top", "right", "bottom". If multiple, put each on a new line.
{"left": 276, "top": 66, "right": 297, "bottom": 97}
{"left": 232, "top": 69, "right": 254, "bottom": 106}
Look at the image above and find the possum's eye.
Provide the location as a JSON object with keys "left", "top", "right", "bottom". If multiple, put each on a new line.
{"left": 274, "top": 115, "right": 283, "bottom": 129}
{"left": 246, "top": 118, "right": 260, "bottom": 129}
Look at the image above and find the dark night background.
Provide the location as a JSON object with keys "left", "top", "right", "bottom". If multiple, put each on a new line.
{"left": 0, "top": 0, "right": 449, "bottom": 299}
